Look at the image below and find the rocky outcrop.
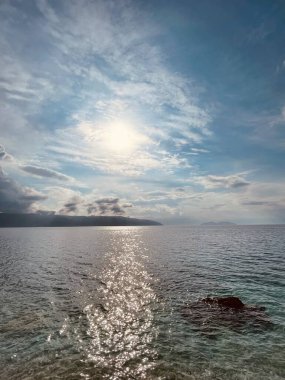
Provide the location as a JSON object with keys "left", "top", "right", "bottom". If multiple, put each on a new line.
{"left": 181, "top": 296, "right": 271, "bottom": 335}
{"left": 201, "top": 296, "right": 245, "bottom": 309}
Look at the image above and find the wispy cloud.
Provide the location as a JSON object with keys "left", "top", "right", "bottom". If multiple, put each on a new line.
{"left": 35, "top": 0, "right": 211, "bottom": 146}
{"left": 0, "top": 1, "right": 284, "bottom": 223}
{"left": 19, "top": 165, "right": 73, "bottom": 182}
{"left": 48, "top": 124, "right": 190, "bottom": 177}
{"left": 0, "top": 145, "right": 13, "bottom": 161}
{"left": 0, "top": 0, "right": 212, "bottom": 183}
{"left": 195, "top": 173, "right": 250, "bottom": 190}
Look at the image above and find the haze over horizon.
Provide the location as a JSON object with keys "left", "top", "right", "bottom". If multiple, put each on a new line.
{"left": 0, "top": 0, "right": 285, "bottom": 225}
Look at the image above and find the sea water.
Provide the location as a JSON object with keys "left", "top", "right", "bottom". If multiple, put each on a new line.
{"left": 0, "top": 225, "right": 284, "bottom": 379}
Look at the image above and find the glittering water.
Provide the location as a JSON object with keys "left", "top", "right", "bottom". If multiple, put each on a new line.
{"left": 0, "top": 225, "right": 284, "bottom": 379}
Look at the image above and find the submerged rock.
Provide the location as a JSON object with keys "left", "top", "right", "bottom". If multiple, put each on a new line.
{"left": 202, "top": 296, "right": 245, "bottom": 309}
{"left": 181, "top": 296, "right": 271, "bottom": 335}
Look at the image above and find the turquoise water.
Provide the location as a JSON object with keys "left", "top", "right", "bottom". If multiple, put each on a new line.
{"left": 0, "top": 225, "right": 284, "bottom": 379}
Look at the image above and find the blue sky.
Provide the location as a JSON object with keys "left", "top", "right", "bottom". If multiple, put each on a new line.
{"left": 0, "top": 0, "right": 285, "bottom": 224}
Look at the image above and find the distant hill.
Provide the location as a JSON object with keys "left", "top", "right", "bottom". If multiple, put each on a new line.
{"left": 201, "top": 221, "right": 237, "bottom": 226}
{"left": 0, "top": 213, "right": 162, "bottom": 228}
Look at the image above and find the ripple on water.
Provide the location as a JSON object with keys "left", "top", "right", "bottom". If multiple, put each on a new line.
{"left": 0, "top": 225, "right": 284, "bottom": 379}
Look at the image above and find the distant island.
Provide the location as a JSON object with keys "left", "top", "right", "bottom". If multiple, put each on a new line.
{"left": 201, "top": 221, "right": 237, "bottom": 226}
{"left": 0, "top": 213, "right": 162, "bottom": 228}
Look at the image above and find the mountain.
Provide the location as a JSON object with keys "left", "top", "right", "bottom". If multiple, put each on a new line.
{"left": 201, "top": 221, "right": 237, "bottom": 226}
{"left": 0, "top": 213, "right": 162, "bottom": 228}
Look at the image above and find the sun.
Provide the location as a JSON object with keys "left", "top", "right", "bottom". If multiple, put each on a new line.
{"left": 102, "top": 121, "right": 147, "bottom": 154}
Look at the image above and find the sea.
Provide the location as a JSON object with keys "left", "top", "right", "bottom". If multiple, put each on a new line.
{"left": 0, "top": 225, "right": 284, "bottom": 379}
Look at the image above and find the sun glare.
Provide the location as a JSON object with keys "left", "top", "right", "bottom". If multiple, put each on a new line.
{"left": 103, "top": 121, "right": 147, "bottom": 154}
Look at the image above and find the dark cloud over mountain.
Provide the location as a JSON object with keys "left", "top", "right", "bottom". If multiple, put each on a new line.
{"left": 96, "top": 198, "right": 123, "bottom": 215}
{"left": 59, "top": 196, "right": 82, "bottom": 214}
{"left": 0, "top": 167, "right": 47, "bottom": 213}
{"left": 58, "top": 196, "right": 132, "bottom": 216}
{"left": 0, "top": 166, "right": 133, "bottom": 216}
{"left": 87, "top": 197, "right": 132, "bottom": 216}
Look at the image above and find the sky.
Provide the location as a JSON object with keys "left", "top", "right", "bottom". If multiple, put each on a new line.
{"left": 0, "top": 0, "right": 285, "bottom": 224}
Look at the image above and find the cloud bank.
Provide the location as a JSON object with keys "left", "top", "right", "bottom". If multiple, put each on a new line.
{"left": 0, "top": 168, "right": 47, "bottom": 213}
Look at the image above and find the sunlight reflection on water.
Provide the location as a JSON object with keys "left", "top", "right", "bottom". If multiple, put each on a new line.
{"left": 79, "top": 231, "right": 158, "bottom": 379}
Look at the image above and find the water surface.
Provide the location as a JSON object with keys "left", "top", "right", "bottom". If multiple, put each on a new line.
{"left": 0, "top": 225, "right": 284, "bottom": 379}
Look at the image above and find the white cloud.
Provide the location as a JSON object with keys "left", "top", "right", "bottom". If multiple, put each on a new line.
{"left": 0, "top": 54, "right": 53, "bottom": 103}
{"left": 191, "top": 148, "right": 209, "bottom": 153}
{"left": 195, "top": 173, "right": 250, "bottom": 190}
{"left": 281, "top": 106, "right": 285, "bottom": 121}
{"left": 35, "top": 0, "right": 211, "bottom": 143}
{"left": 0, "top": 0, "right": 212, "bottom": 195}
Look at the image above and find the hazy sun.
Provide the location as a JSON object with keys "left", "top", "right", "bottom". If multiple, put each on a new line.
{"left": 103, "top": 121, "right": 147, "bottom": 154}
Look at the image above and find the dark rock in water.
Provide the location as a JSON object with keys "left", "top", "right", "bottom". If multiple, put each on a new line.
{"left": 202, "top": 296, "right": 245, "bottom": 309}
{"left": 181, "top": 296, "right": 272, "bottom": 335}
